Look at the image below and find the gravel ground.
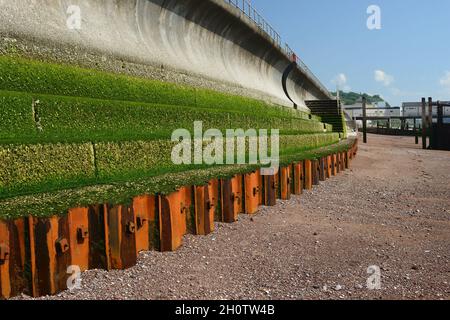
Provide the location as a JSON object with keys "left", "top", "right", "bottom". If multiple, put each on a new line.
{"left": 17, "top": 134, "right": 450, "bottom": 300}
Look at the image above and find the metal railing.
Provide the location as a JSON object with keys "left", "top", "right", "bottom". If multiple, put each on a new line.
{"left": 223, "top": 0, "right": 331, "bottom": 97}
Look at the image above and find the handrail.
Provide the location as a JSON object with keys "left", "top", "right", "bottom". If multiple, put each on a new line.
{"left": 223, "top": 0, "right": 331, "bottom": 98}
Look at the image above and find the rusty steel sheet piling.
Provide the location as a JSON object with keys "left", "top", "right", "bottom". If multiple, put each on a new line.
{"left": 292, "top": 162, "right": 304, "bottom": 195}
{"left": 263, "top": 174, "right": 277, "bottom": 206}
{"left": 106, "top": 205, "right": 137, "bottom": 270}
{"left": 0, "top": 219, "right": 27, "bottom": 299}
{"left": 220, "top": 175, "right": 243, "bottom": 223}
{"left": 0, "top": 139, "right": 359, "bottom": 299}
{"left": 279, "top": 166, "right": 292, "bottom": 200}
{"left": 304, "top": 160, "right": 313, "bottom": 190}
{"left": 159, "top": 191, "right": 184, "bottom": 252}
{"left": 193, "top": 185, "right": 215, "bottom": 236}
{"left": 312, "top": 160, "right": 320, "bottom": 186}
{"left": 29, "top": 216, "right": 71, "bottom": 296}
{"left": 319, "top": 157, "right": 326, "bottom": 181}
{"left": 133, "top": 195, "right": 159, "bottom": 254}
{"left": 244, "top": 171, "right": 261, "bottom": 214}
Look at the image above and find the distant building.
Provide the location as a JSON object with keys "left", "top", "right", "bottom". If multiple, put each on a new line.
{"left": 342, "top": 98, "right": 400, "bottom": 128}
{"left": 343, "top": 98, "right": 401, "bottom": 119}
{"left": 402, "top": 102, "right": 450, "bottom": 117}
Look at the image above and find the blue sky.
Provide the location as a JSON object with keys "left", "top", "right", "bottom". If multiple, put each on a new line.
{"left": 254, "top": 0, "right": 450, "bottom": 106}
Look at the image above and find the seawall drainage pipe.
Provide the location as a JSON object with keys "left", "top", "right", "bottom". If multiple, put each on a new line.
{"left": 0, "top": 0, "right": 330, "bottom": 110}
{"left": 0, "top": 141, "right": 358, "bottom": 299}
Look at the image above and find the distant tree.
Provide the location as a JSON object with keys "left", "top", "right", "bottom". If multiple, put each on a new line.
{"left": 331, "top": 91, "right": 390, "bottom": 107}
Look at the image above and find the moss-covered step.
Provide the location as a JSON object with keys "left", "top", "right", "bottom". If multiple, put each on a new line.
{"left": 0, "top": 55, "right": 321, "bottom": 122}
{"left": 0, "top": 90, "right": 329, "bottom": 144}
{"left": 0, "top": 138, "right": 356, "bottom": 220}
{"left": 0, "top": 133, "right": 339, "bottom": 200}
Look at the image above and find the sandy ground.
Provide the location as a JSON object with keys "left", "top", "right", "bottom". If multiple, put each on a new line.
{"left": 22, "top": 134, "right": 450, "bottom": 300}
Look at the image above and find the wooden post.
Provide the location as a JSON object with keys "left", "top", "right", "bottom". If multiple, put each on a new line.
{"left": 437, "top": 101, "right": 443, "bottom": 126}
{"left": 421, "top": 98, "right": 427, "bottom": 149}
{"left": 428, "top": 97, "right": 433, "bottom": 149}
{"left": 362, "top": 97, "right": 367, "bottom": 143}
{"left": 414, "top": 118, "right": 418, "bottom": 144}
{"left": 437, "top": 101, "right": 443, "bottom": 149}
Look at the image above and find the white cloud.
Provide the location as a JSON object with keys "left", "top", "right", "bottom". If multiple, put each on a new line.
{"left": 331, "top": 73, "right": 351, "bottom": 91}
{"left": 439, "top": 71, "right": 450, "bottom": 93}
{"left": 374, "top": 70, "right": 394, "bottom": 86}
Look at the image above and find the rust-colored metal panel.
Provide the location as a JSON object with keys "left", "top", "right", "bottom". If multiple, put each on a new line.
{"left": 87, "top": 204, "right": 108, "bottom": 270}
{"left": 67, "top": 208, "right": 89, "bottom": 272}
{"left": 107, "top": 206, "right": 121, "bottom": 270}
{"left": 304, "top": 160, "right": 313, "bottom": 190}
{"left": 326, "top": 155, "right": 332, "bottom": 178}
{"left": 107, "top": 205, "right": 137, "bottom": 270}
{"left": 179, "top": 187, "right": 192, "bottom": 236}
{"left": 332, "top": 154, "right": 338, "bottom": 176}
{"left": 54, "top": 216, "right": 70, "bottom": 294}
{"left": 208, "top": 179, "right": 219, "bottom": 226}
{"left": 319, "top": 158, "right": 326, "bottom": 181}
{"left": 336, "top": 153, "right": 341, "bottom": 174}
{"left": 244, "top": 171, "right": 260, "bottom": 214}
{"left": 263, "top": 175, "right": 277, "bottom": 206}
{"left": 159, "top": 191, "right": 183, "bottom": 252}
{"left": 221, "top": 175, "right": 242, "bottom": 222}
{"left": 0, "top": 219, "right": 27, "bottom": 299}
{"left": 30, "top": 216, "right": 70, "bottom": 296}
{"left": 312, "top": 160, "right": 320, "bottom": 186}
{"left": 27, "top": 216, "right": 37, "bottom": 297}
{"left": 0, "top": 221, "right": 10, "bottom": 299}
{"left": 274, "top": 172, "right": 280, "bottom": 199}
{"left": 293, "top": 162, "right": 304, "bottom": 195}
{"left": 194, "top": 185, "right": 215, "bottom": 235}
{"left": 257, "top": 173, "right": 264, "bottom": 206}
{"left": 219, "top": 179, "right": 230, "bottom": 223}
{"left": 345, "top": 152, "right": 349, "bottom": 169}
{"left": 286, "top": 166, "right": 293, "bottom": 199}
{"left": 133, "top": 195, "right": 158, "bottom": 254}
{"left": 340, "top": 152, "right": 345, "bottom": 171}
{"left": 232, "top": 175, "right": 244, "bottom": 215}
{"left": 279, "top": 166, "right": 292, "bottom": 200}
{"left": 220, "top": 179, "right": 236, "bottom": 223}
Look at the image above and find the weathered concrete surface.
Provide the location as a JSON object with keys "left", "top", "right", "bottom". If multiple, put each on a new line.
{"left": 0, "top": 0, "right": 330, "bottom": 109}
{"left": 16, "top": 134, "right": 450, "bottom": 300}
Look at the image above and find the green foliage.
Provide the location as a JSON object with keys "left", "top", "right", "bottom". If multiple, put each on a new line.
{"left": 331, "top": 91, "right": 389, "bottom": 106}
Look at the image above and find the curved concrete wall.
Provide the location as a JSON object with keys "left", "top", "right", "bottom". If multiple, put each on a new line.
{"left": 0, "top": 0, "right": 330, "bottom": 110}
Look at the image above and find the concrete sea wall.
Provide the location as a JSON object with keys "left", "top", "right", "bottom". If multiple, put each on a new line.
{"left": 0, "top": 0, "right": 330, "bottom": 109}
